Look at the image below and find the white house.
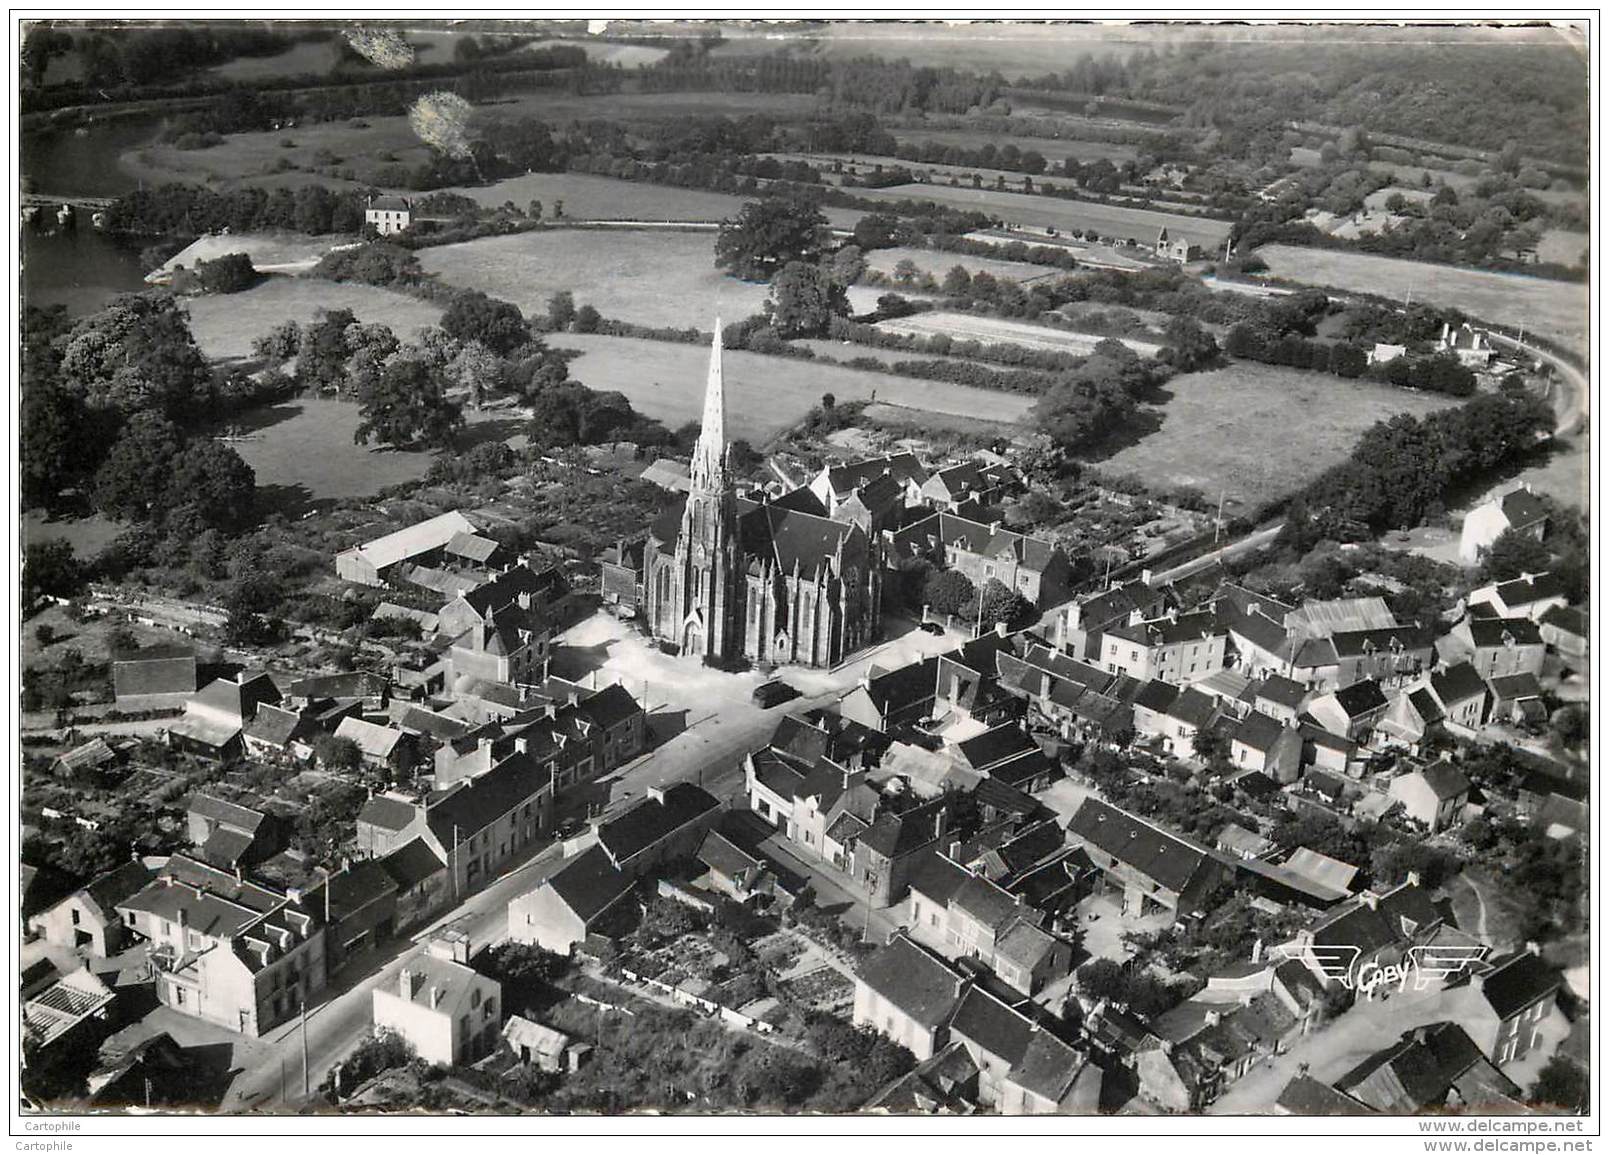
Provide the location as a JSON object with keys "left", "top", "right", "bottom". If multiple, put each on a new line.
{"left": 365, "top": 194, "right": 412, "bottom": 237}
{"left": 371, "top": 951, "right": 500, "bottom": 1067}
{"left": 1458, "top": 485, "right": 1549, "bottom": 566}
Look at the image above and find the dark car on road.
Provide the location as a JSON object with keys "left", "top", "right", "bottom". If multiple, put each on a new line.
{"left": 918, "top": 621, "right": 944, "bottom": 635}
{"left": 752, "top": 679, "right": 798, "bottom": 708}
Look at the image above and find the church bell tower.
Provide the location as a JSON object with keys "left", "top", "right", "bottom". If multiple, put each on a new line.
{"left": 674, "top": 323, "right": 741, "bottom": 660}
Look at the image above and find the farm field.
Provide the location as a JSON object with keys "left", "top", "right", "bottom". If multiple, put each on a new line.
{"left": 183, "top": 277, "right": 443, "bottom": 362}
{"left": 528, "top": 37, "right": 670, "bottom": 66}
{"left": 1367, "top": 162, "right": 1482, "bottom": 193}
{"left": 120, "top": 91, "right": 822, "bottom": 192}
{"left": 878, "top": 311, "right": 1161, "bottom": 358}
{"left": 792, "top": 338, "right": 999, "bottom": 374}
{"left": 554, "top": 333, "right": 1035, "bottom": 443}
{"left": 1254, "top": 244, "right": 1589, "bottom": 356}
{"left": 887, "top": 129, "right": 1139, "bottom": 165}
{"left": 1094, "top": 362, "right": 1459, "bottom": 513}
{"left": 864, "top": 245, "right": 1065, "bottom": 285}
{"left": 859, "top": 402, "right": 1021, "bottom": 437}
{"left": 418, "top": 227, "right": 878, "bottom": 330}
{"left": 208, "top": 397, "right": 520, "bottom": 505}
{"left": 964, "top": 229, "right": 1156, "bottom": 271}
{"left": 21, "top": 511, "right": 126, "bottom": 558}
{"left": 853, "top": 182, "right": 1233, "bottom": 250}
{"left": 438, "top": 172, "right": 860, "bottom": 229}
{"left": 207, "top": 38, "right": 342, "bottom": 81}
{"left": 1537, "top": 229, "right": 1589, "bottom": 268}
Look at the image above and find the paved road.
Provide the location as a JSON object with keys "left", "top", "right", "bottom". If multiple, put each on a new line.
{"left": 1486, "top": 330, "right": 1589, "bottom": 437}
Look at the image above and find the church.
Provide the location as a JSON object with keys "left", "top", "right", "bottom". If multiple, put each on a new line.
{"left": 636, "top": 327, "right": 883, "bottom": 669}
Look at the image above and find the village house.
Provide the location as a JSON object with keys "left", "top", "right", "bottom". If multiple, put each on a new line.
{"left": 372, "top": 950, "right": 501, "bottom": 1067}
{"left": 1438, "top": 321, "right": 1495, "bottom": 368}
{"left": 378, "top": 837, "right": 450, "bottom": 933}
{"left": 109, "top": 642, "right": 197, "bottom": 710}
{"left": 837, "top": 657, "right": 941, "bottom": 733}
{"left": 1387, "top": 761, "right": 1473, "bottom": 832}
{"left": 1229, "top": 711, "right": 1304, "bottom": 781}
{"left": 318, "top": 860, "right": 401, "bottom": 976}
{"left": 953, "top": 722, "right": 1056, "bottom": 792}
{"left": 502, "top": 1016, "right": 589, "bottom": 1073}
{"left": 1100, "top": 608, "right": 1226, "bottom": 684}
{"left": 809, "top": 452, "right": 930, "bottom": 515}
{"left": 1488, "top": 673, "right": 1548, "bottom": 726}
{"left": 1136, "top": 986, "right": 1306, "bottom": 1111}
{"left": 1427, "top": 661, "right": 1490, "bottom": 729}
{"left": 904, "top": 856, "right": 1070, "bottom": 996}
{"left": 890, "top": 511, "right": 1071, "bottom": 611}
{"left": 168, "top": 671, "right": 282, "bottom": 760}
{"left": 1306, "top": 679, "right": 1389, "bottom": 742}
{"left": 594, "top": 783, "right": 723, "bottom": 877}
{"left": 243, "top": 704, "right": 318, "bottom": 762}
{"left": 28, "top": 860, "right": 154, "bottom": 957}
{"left": 186, "top": 794, "right": 282, "bottom": 872}
{"left": 436, "top": 562, "right": 568, "bottom": 645}
{"left": 334, "top": 717, "right": 420, "bottom": 779}
{"left": 1462, "top": 947, "right": 1563, "bottom": 1066}
{"left": 1288, "top": 625, "right": 1434, "bottom": 691}
{"left": 1468, "top": 572, "right": 1569, "bottom": 622}
{"left": 1459, "top": 485, "right": 1549, "bottom": 566}
{"left": 1058, "top": 578, "right": 1174, "bottom": 662}
{"left": 507, "top": 845, "right": 637, "bottom": 955}
{"left": 1446, "top": 613, "right": 1547, "bottom": 680}
{"left": 1283, "top": 877, "right": 1445, "bottom": 993}
{"left": 1154, "top": 226, "right": 1201, "bottom": 262}
{"left": 696, "top": 828, "right": 800, "bottom": 909}
{"left": 853, "top": 932, "right": 970, "bottom": 1062}
{"left": 116, "top": 855, "right": 328, "bottom": 1038}
{"left": 1334, "top": 1023, "right": 1523, "bottom": 1113}
{"left": 354, "top": 750, "right": 554, "bottom": 900}
{"left": 1539, "top": 604, "right": 1589, "bottom": 660}
{"left": 1375, "top": 685, "right": 1446, "bottom": 752}
{"left": 1064, "top": 798, "right": 1226, "bottom": 920}
{"left": 364, "top": 193, "right": 412, "bottom": 236}
{"left": 947, "top": 985, "right": 1101, "bottom": 1113}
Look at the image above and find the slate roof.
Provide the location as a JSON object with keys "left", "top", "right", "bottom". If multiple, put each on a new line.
{"left": 907, "top": 851, "right": 973, "bottom": 907}
{"left": 970, "top": 777, "right": 1041, "bottom": 822}
{"left": 1499, "top": 488, "right": 1549, "bottom": 529}
{"left": 1224, "top": 605, "right": 1292, "bottom": 656}
{"left": 78, "top": 861, "right": 156, "bottom": 922}
{"left": 596, "top": 783, "right": 720, "bottom": 865}
{"left": 573, "top": 683, "right": 643, "bottom": 731}
{"left": 697, "top": 829, "right": 763, "bottom": 882}
{"left": 110, "top": 644, "right": 197, "bottom": 696}
{"left": 369, "top": 194, "right": 411, "bottom": 212}
{"left": 895, "top": 511, "right": 1061, "bottom": 573}
{"left": 1108, "top": 609, "right": 1221, "bottom": 649}
{"left": 1256, "top": 674, "right": 1308, "bottom": 710}
{"left": 1431, "top": 661, "right": 1488, "bottom": 705}
{"left": 187, "top": 794, "right": 267, "bottom": 834}
{"left": 1005, "top": 1026, "right": 1087, "bottom": 1104}
{"left": 200, "top": 828, "right": 256, "bottom": 870}
{"left": 1133, "top": 679, "right": 1179, "bottom": 713}
{"left": 825, "top": 452, "right": 928, "bottom": 497}
{"left": 325, "top": 860, "right": 399, "bottom": 920}
{"left": 1331, "top": 679, "right": 1387, "bottom": 718}
{"left": 287, "top": 671, "right": 389, "bottom": 701}
{"left": 956, "top": 724, "right": 1037, "bottom": 771}
{"left": 860, "top": 796, "right": 948, "bottom": 859}
{"left": 445, "top": 531, "right": 501, "bottom": 564}
{"left": 858, "top": 657, "right": 938, "bottom": 718}
{"left": 1478, "top": 951, "right": 1560, "bottom": 1020}
{"left": 1276, "top": 1075, "right": 1374, "bottom": 1115}
{"left": 1167, "top": 687, "right": 1218, "bottom": 729}
{"left": 738, "top": 501, "right": 861, "bottom": 575}
{"left": 855, "top": 934, "right": 965, "bottom": 1030}
{"left": 1336, "top": 1023, "right": 1491, "bottom": 1113}
{"left": 1539, "top": 603, "right": 1588, "bottom": 639}
{"left": 1074, "top": 580, "right": 1164, "bottom": 629}
{"left": 1233, "top": 711, "right": 1289, "bottom": 753}
{"left": 358, "top": 794, "right": 419, "bottom": 833}
{"left": 244, "top": 704, "right": 311, "bottom": 747}
{"left": 1492, "top": 572, "right": 1567, "bottom": 609}
{"left": 545, "top": 845, "right": 635, "bottom": 923}
{"left": 1421, "top": 761, "right": 1472, "bottom": 800}
{"left": 950, "top": 874, "right": 1024, "bottom": 929}
{"left": 423, "top": 753, "right": 548, "bottom": 845}
{"left": 1466, "top": 615, "right": 1543, "bottom": 649}
{"left": 379, "top": 837, "right": 447, "bottom": 890}
{"left": 1065, "top": 798, "right": 1212, "bottom": 895}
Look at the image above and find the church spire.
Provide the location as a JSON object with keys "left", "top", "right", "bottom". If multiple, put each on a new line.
{"left": 690, "top": 320, "right": 729, "bottom": 491}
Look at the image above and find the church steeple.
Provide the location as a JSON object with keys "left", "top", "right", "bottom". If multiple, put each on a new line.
{"left": 690, "top": 321, "right": 730, "bottom": 492}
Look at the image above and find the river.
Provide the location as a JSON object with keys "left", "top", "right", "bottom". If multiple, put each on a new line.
{"left": 22, "top": 116, "right": 166, "bottom": 314}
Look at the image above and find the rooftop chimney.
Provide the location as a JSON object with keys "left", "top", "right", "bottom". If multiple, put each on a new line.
{"left": 1141, "top": 569, "right": 1153, "bottom": 587}
{"left": 430, "top": 985, "right": 443, "bottom": 1009}
{"left": 400, "top": 968, "right": 419, "bottom": 998}
{"left": 515, "top": 737, "right": 528, "bottom": 755}
{"left": 995, "top": 620, "right": 1008, "bottom": 638}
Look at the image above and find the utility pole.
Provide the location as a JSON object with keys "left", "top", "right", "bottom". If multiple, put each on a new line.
{"left": 453, "top": 825, "right": 461, "bottom": 904}
{"left": 1214, "top": 488, "right": 1227, "bottom": 546}
{"left": 300, "top": 998, "right": 310, "bottom": 1099}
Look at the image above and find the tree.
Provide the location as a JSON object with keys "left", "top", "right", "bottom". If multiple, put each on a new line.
{"left": 441, "top": 291, "right": 531, "bottom": 356}
{"left": 546, "top": 290, "right": 577, "bottom": 331}
{"left": 1160, "top": 316, "right": 1220, "bottom": 372}
{"left": 973, "top": 577, "right": 1033, "bottom": 631}
{"left": 92, "top": 411, "right": 184, "bottom": 522}
{"left": 715, "top": 193, "right": 829, "bottom": 280}
{"left": 766, "top": 261, "right": 841, "bottom": 338}
{"left": 23, "top": 540, "right": 83, "bottom": 607}
{"left": 251, "top": 320, "right": 303, "bottom": 365}
{"left": 892, "top": 257, "right": 920, "bottom": 285}
{"left": 1479, "top": 527, "right": 1553, "bottom": 584}
{"left": 314, "top": 734, "right": 362, "bottom": 773}
{"left": 59, "top": 294, "right": 211, "bottom": 418}
{"left": 824, "top": 244, "right": 866, "bottom": 290}
{"left": 573, "top": 304, "right": 601, "bottom": 333}
{"left": 1529, "top": 1056, "right": 1588, "bottom": 1113}
{"left": 166, "top": 440, "right": 256, "bottom": 532}
{"left": 1191, "top": 728, "right": 1228, "bottom": 765}
{"left": 195, "top": 252, "right": 259, "bottom": 294}
{"left": 354, "top": 355, "right": 463, "bottom": 449}
{"left": 298, "top": 307, "right": 359, "bottom": 392}
{"left": 923, "top": 569, "right": 975, "bottom": 616}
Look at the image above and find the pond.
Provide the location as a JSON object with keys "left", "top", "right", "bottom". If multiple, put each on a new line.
{"left": 21, "top": 224, "right": 153, "bottom": 316}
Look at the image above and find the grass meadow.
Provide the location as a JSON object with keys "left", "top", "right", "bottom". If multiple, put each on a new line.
{"left": 1092, "top": 362, "right": 1459, "bottom": 514}
{"left": 183, "top": 277, "right": 444, "bottom": 362}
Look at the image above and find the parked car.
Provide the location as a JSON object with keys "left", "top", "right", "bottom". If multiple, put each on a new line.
{"left": 752, "top": 679, "right": 798, "bottom": 708}
{"left": 918, "top": 621, "right": 945, "bottom": 636}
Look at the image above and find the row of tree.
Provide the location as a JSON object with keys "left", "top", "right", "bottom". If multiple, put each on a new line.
{"left": 1222, "top": 323, "right": 1477, "bottom": 395}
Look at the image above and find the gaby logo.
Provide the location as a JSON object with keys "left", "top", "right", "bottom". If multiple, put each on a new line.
{"left": 1267, "top": 943, "right": 1489, "bottom": 993}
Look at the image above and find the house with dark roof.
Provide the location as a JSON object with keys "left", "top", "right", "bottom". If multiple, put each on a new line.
{"left": 1376, "top": 685, "right": 1445, "bottom": 752}
{"left": 110, "top": 643, "right": 197, "bottom": 709}
{"left": 1284, "top": 877, "right": 1445, "bottom": 992}
{"left": 1064, "top": 798, "right": 1226, "bottom": 919}
{"left": 1229, "top": 710, "right": 1303, "bottom": 782}
{"left": 1469, "top": 572, "right": 1569, "bottom": 622}
{"left": 809, "top": 452, "right": 929, "bottom": 515}
{"left": 29, "top": 860, "right": 154, "bottom": 957}
{"left": 116, "top": 855, "right": 327, "bottom": 1038}
{"left": 853, "top": 932, "right": 970, "bottom": 1062}
{"left": 1059, "top": 579, "right": 1176, "bottom": 663}
{"left": 1100, "top": 608, "right": 1227, "bottom": 685}
{"left": 508, "top": 845, "right": 638, "bottom": 954}
{"left": 1137, "top": 984, "right": 1306, "bottom": 1111}
{"left": 1273, "top": 1075, "right": 1374, "bottom": 1115}
{"left": 1388, "top": 761, "right": 1473, "bottom": 832}
{"left": 890, "top": 510, "right": 1070, "bottom": 610}
{"left": 838, "top": 656, "right": 941, "bottom": 733}
{"left": 168, "top": 672, "right": 281, "bottom": 760}
{"left": 364, "top": 193, "right": 413, "bottom": 236}
{"left": 1251, "top": 673, "right": 1309, "bottom": 724}
{"left": 243, "top": 704, "right": 318, "bottom": 762}
{"left": 848, "top": 794, "right": 956, "bottom": 908}
{"left": 1487, "top": 672, "right": 1548, "bottom": 726}
{"left": 186, "top": 794, "right": 281, "bottom": 871}
{"left": 1335, "top": 1022, "right": 1522, "bottom": 1113}
{"left": 1428, "top": 661, "right": 1490, "bottom": 729}
{"left": 1154, "top": 685, "right": 1219, "bottom": 756}
{"left": 596, "top": 783, "right": 722, "bottom": 876}
{"left": 948, "top": 985, "right": 1100, "bottom": 1113}
{"left": 1539, "top": 604, "right": 1588, "bottom": 660}
{"left": 1459, "top": 485, "right": 1548, "bottom": 566}
{"left": 379, "top": 837, "right": 449, "bottom": 932}
{"left": 1447, "top": 614, "right": 1546, "bottom": 680}
{"left": 1306, "top": 678, "right": 1389, "bottom": 742}
{"left": 903, "top": 855, "right": 1070, "bottom": 996}
{"left": 1463, "top": 948, "right": 1563, "bottom": 1067}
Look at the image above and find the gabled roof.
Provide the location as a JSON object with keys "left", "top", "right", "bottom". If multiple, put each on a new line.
{"left": 1233, "top": 710, "right": 1290, "bottom": 753}
{"left": 1167, "top": 687, "right": 1217, "bottom": 729}
{"left": 1415, "top": 762, "right": 1472, "bottom": 802}
{"left": 1329, "top": 679, "right": 1387, "bottom": 719}
{"left": 859, "top": 795, "right": 947, "bottom": 859}
{"left": 1276, "top": 1075, "right": 1374, "bottom": 1115}
{"left": 344, "top": 510, "right": 475, "bottom": 573}
{"left": 1540, "top": 603, "right": 1588, "bottom": 638}
{"left": 445, "top": 531, "right": 501, "bottom": 564}
{"left": 379, "top": 837, "right": 447, "bottom": 890}
{"left": 1256, "top": 674, "right": 1308, "bottom": 710}
{"left": 697, "top": 829, "right": 764, "bottom": 882}
{"left": 956, "top": 723, "right": 1037, "bottom": 771}
{"left": 907, "top": 850, "right": 973, "bottom": 907}
{"left": 1478, "top": 951, "right": 1560, "bottom": 1020}
{"left": 737, "top": 501, "right": 861, "bottom": 575}
{"left": 357, "top": 794, "right": 418, "bottom": 833}
{"left": 855, "top": 933, "right": 965, "bottom": 1030}
{"left": 245, "top": 704, "right": 313, "bottom": 747}
{"left": 287, "top": 671, "right": 389, "bottom": 701}
{"left": 1430, "top": 661, "right": 1487, "bottom": 706}
{"left": 335, "top": 716, "right": 407, "bottom": 759}
{"left": 857, "top": 657, "right": 938, "bottom": 716}
{"left": 1065, "top": 798, "right": 1213, "bottom": 896}
{"left": 187, "top": 794, "right": 268, "bottom": 834}
{"left": 950, "top": 873, "right": 1026, "bottom": 930}
{"left": 825, "top": 452, "right": 928, "bottom": 497}
{"left": 1133, "top": 679, "right": 1179, "bottom": 713}
{"left": 1284, "top": 847, "right": 1359, "bottom": 894}
{"left": 596, "top": 784, "right": 720, "bottom": 866}
{"left": 544, "top": 845, "right": 635, "bottom": 923}
{"left": 110, "top": 644, "right": 197, "bottom": 696}
{"left": 573, "top": 683, "right": 643, "bottom": 731}
{"left": 369, "top": 194, "right": 411, "bottom": 212}
{"left": 1491, "top": 572, "right": 1566, "bottom": 609}
{"left": 1107, "top": 609, "right": 1221, "bottom": 649}
{"left": 1499, "top": 488, "right": 1549, "bottom": 529}
{"left": 1287, "top": 596, "right": 1397, "bottom": 638}
{"left": 77, "top": 861, "right": 157, "bottom": 923}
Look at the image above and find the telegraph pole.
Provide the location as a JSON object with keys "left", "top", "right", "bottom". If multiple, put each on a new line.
{"left": 300, "top": 998, "right": 310, "bottom": 1099}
